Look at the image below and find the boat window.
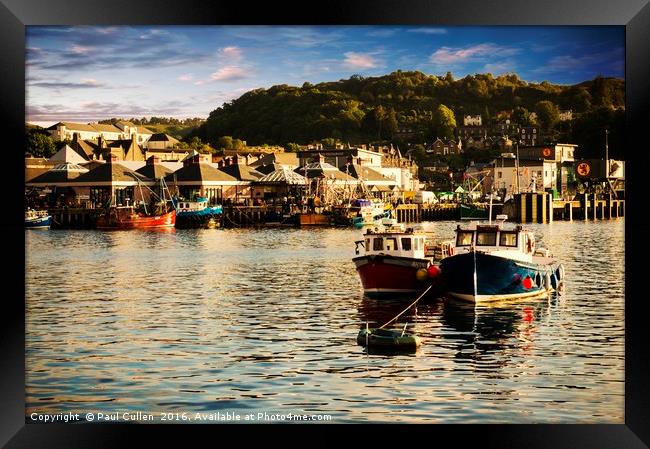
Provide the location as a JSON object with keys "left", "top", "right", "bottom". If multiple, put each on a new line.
{"left": 401, "top": 238, "right": 412, "bottom": 251}
{"left": 477, "top": 231, "right": 497, "bottom": 246}
{"left": 499, "top": 232, "right": 518, "bottom": 247}
{"left": 385, "top": 238, "right": 397, "bottom": 251}
{"left": 456, "top": 231, "right": 474, "bottom": 247}
{"left": 365, "top": 238, "right": 370, "bottom": 251}
{"left": 373, "top": 238, "right": 383, "bottom": 251}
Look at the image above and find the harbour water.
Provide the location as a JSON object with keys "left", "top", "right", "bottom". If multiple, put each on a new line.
{"left": 25, "top": 220, "right": 624, "bottom": 423}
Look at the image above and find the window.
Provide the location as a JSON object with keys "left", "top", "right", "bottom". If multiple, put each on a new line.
{"left": 500, "top": 232, "right": 518, "bottom": 247}
{"left": 533, "top": 129, "right": 536, "bottom": 133}
{"left": 477, "top": 231, "right": 497, "bottom": 246}
{"left": 456, "top": 231, "right": 474, "bottom": 246}
{"left": 401, "top": 238, "right": 412, "bottom": 251}
{"left": 386, "top": 238, "right": 397, "bottom": 251}
{"left": 365, "top": 238, "right": 370, "bottom": 251}
{"left": 373, "top": 238, "right": 383, "bottom": 251}
{"left": 498, "top": 172, "right": 503, "bottom": 179}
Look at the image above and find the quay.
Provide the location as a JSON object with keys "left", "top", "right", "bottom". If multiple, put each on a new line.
{"left": 506, "top": 192, "right": 625, "bottom": 223}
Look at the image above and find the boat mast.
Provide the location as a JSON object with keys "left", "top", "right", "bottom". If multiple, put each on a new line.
{"left": 515, "top": 139, "right": 521, "bottom": 194}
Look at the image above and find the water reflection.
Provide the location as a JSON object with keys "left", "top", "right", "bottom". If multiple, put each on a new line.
{"left": 25, "top": 221, "right": 624, "bottom": 423}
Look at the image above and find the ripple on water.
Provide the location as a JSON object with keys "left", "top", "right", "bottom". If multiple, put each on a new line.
{"left": 25, "top": 221, "right": 624, "bottom": 422}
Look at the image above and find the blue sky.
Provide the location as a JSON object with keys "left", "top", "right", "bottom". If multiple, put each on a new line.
{"left": 26, "top": 25, "right": 624, "bottom": 125}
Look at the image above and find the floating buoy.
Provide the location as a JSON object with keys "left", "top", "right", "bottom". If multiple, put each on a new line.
{"left": 522, "top": 276, "right": 533, "bottom": 289}
{"left": 545, "top": 272, "right": 552, "bottom": 291}
{"left": 357, "top": 327, "right": 421, "bottom": 350}
{"left": 416, "top": 268, "right": 428, "bottom": 281}
{"left": 427, "top": 265, "right": 440, "bottom": 278}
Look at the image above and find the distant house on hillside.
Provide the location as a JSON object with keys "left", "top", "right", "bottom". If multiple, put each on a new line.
{"left": 47, "top": 121, "right": 155, "bottom": 144}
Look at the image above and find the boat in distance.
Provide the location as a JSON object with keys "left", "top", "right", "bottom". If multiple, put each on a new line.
{"left": 440, "top": 215, "right": 565, "bottom": 303}
{"left": 25, "top": 209, "right": 52, "bottom": 229}
{"left": 95, "top": 206, "right": 176, "bottom": 230}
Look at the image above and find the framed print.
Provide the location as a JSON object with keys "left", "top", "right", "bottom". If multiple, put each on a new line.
{"left": 2, "top": 0, "right": 649, "bottom": 447}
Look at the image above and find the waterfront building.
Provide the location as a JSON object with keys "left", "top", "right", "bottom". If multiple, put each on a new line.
{"left": 249, "top": 152, "right": 299, "bottom": 174}
{"left": 218, "top": 155, "right": 265, "bottom": 182}
{"left": 493, "top": 157, "right": 559, "bottom": 195}
{"left": 252, "top": 167, "right": 308, "bottom": 201}
{"left": 25, "top": 157, "right": 55, "bottom": 182}
{"left": 26, "top": 162, "right": 91, "bottom": 207}
{"left": 135, "top": 156, "right": 173, "bottom": 180}
{"left": 48, "top": 144, "right": 87, "bottom": 164}
{"left": 164, "top": 154, "right": 243, "bottom": 203}
{"left": 297, "top": 147, "right": 383, "bottom": 168}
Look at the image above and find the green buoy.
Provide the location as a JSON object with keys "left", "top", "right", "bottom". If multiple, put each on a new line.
{"left": 357, "top": 326, "right": 421, "bottom": 350}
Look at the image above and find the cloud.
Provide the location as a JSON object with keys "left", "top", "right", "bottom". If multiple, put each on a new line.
{"left": 531, "top": 47, "right": 624, "bottom": 75}
{"left": 219, "top": 46, "right": 243, "bottom": 61}
{"left": 343, "top": 52, "right": 379, "bottom": 69}
{"left": 430, "top": 43, "right": 519, "bottom": 64}
{"left": 70, "top": 45, "right": 92, "bottom": 54}
{"left": 408, "top": 28, "right": 447, "bottom": 35}
{"left": 483, "top": 61, "right": 517, "bottom": 75}
{"left": 28, "top": 78, "right": 107, "bottom": 89}
{"left": 178, "top": 74, "right": 193, "bottom": 81}
{"left": 366, "top": 28, "right": 399, "bottom": 37}
{"left": 209, "top": 66, "right": 248, "bottom": 82}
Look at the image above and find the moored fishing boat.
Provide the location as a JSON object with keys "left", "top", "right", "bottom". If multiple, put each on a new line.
{"left": 95, "top": 206, "right": 176, "bottom": 229}
{"left": 174, "top": 197, "right": 223, "bottom": 228}
{"left": 25, "top": 209, "right": 52, "bottom": 229}
{"left": 352, "top": 218, "right": 452, "bottom": 298}
{"left": 440, "top": 215, "right": 565, "bottom": 303}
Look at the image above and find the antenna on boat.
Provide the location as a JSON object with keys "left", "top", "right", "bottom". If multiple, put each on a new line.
{"left": 488, "top": 188, "right": 493, "bottom": 224}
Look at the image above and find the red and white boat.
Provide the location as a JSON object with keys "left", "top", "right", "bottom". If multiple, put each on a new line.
{"left": 95, "top": 206, "right": 176, "bottom": 230}
{"left": 352, "top": 219, "right": 453, "bottom": 298}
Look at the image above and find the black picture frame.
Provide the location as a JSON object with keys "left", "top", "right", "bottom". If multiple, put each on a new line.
{"left": 2, "top": 1, "right": 648, "bottom": 447}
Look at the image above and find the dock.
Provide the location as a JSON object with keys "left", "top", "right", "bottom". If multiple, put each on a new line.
{"left": 507, "top": 193, "right": 625, "bottom": 223}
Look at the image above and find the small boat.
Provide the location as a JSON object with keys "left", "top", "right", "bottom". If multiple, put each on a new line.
{"left": 332, "top": 199, "right": 392, "bottom": 228}
{"left": 357, "top": 327, "right": 421, "bottom": 350}
{"left": 460, "top": 202, "right": 488, "bottom": 220}
{"left": 352, "top": 218, "right": 452, "bottom": 297}
{"left": 95, "top": 206, "right": 176, "bottom": 230}
{"left": 25, "top": 209, "right": 52, "bottom": 229}
{"left": 440, "top": 215, "right": 565, "bottom": 303}
{"left": 174, "top": 197, "right": 223, "bottom": 229}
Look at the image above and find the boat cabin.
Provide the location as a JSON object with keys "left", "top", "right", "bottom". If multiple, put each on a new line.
{"left": 176, "top": 197, "right": 209, "bottom": 212}
{"left": 355, "top": 220, "right": 436, "bottom": 260}
{"left": 453, "top": 223, "right": 537, "bottom": 256}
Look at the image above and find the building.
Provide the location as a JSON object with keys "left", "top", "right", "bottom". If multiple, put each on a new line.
{"left": 463, "top": 115, "right": 482, "bottom": 126}
{"left": 517, "top": 144, "right": 576, "bottom": 163}
{"left": 48, "top": 121, "right": 154, "bottom": 143}
{"left": 456, "top": 126, "right": 489, "bottom": 142}
{"left": 430, "top": 138, "right": 462, "bottom": 155}
{"left": 518, "top": 126, "right": 540, "bottom": 147}
{"left": 297, "top": 147, "right": 384, "bottom": 168}
{"left": 493, "top": 157, "right": 559, "bottom": 195}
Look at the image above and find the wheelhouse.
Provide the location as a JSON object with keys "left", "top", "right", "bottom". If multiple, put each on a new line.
{"left": 454, "top": 224, "right": 536, "bottom": 255}
{"left": 358, "top": 225, "right": 435, "bottom": 259}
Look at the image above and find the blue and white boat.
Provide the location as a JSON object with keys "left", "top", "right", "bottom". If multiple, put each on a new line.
{"left": 25, "top": 209, "right": 52, "bottom": 229}
{"left": 440, "top": 215, "right": 565, "bottom": 303}
{"left": 174, "top": 197, "right": 223, "bottom": 228}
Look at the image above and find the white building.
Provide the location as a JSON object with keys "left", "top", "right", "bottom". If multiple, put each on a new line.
{"left": 494, "top": 158, "right": 558, "bottom": 194}
{"left": 463, "top": 115, "right": 482, "bottom": 126}
{"left": 48, "top": 121, "right": 154, "bottom": 144}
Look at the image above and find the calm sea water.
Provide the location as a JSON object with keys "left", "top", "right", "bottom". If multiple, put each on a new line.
{"left": 25, "top": 219, "right": 624, "bottom": 423}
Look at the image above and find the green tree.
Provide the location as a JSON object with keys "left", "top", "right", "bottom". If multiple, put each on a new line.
{"left": 26, "top": 131, "right": 56, "bottom": 158}
{"left": 232, "top": 139, "right": 246, "bottom": 151}
{"left": 433, "top": 104, "right": 457, "bottom": 140}
{"left": 217, "top": 136, "right": 234, "bottom": 150}
{"left": 285, "top": 142, "right": 301, "bottom": 152}
{"left": 534, "top": 100, "right": 560, "bottom": 131}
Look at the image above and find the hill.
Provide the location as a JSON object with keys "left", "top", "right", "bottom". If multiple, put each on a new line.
{"left": 193, "top": 71, "right": 624, "bottom": 158}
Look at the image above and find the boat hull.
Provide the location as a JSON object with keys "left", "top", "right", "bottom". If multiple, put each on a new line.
{"left": 353, "top": 254, "right": 431, "bottom": 297}
{"left": 96, "top": 210, "right": 176, "bottom": 230}
{"left": 440, "top": 251, "right": 558, "bottom": 303}
{"left": 25, "top": 216, "right": 52, "bottom": 229}
{"left": 460, "top": 203, "right": 488, "bottom": 220}
{"left": 296, "top": 213, "right": 331, "bottom": 226}
{"left": 176, "top": 208, "right": 222, "bottom": 229}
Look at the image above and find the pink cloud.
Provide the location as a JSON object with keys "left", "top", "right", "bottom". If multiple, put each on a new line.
{"left": 343, "top": 52, "right": 378, "bottom": 69}
{"left": 209, "top": 66, "right": 248, "bottom": 82}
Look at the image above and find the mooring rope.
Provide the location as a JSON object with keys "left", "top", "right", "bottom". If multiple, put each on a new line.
{"left": 378, "top": 282, "right": 434, "bottom": 329}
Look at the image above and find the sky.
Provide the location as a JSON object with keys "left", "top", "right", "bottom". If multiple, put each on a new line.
{"left": 26, "top": 25, "right": 624, "bottom": 126}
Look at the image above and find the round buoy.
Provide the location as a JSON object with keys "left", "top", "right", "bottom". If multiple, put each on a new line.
{"left": 522, "top": 276, "right": 533, "bottom": 289}
{"left": 545, "top": 272, "right": 552, "bottom": 291}
{"left": 416, "top": 268, "right": 428, "bottom": 281}
{"left": 427, "top": 265, "right": 440, "bottom": 278}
